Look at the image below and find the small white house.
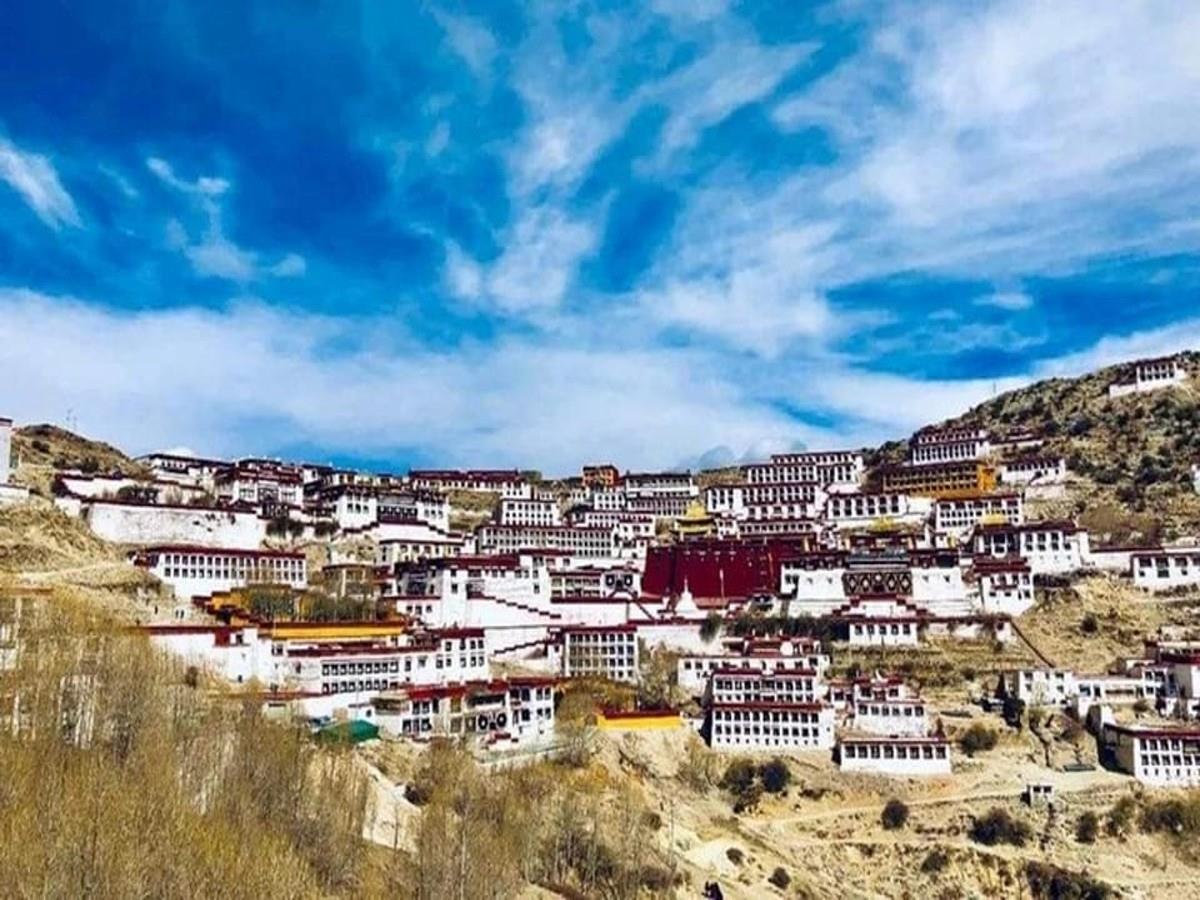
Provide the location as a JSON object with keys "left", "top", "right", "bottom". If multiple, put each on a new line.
{"left": 1002, "top": 668, "right": 1077, "bottom": 707}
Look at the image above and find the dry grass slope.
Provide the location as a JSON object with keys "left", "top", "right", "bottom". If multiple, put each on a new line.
{"left": 12, "top": 423, "right": 151, "bottom": 495}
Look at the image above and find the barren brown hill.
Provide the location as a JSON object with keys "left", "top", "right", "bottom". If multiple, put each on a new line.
{"left": 868, "top": 352, "right": 1200, "bottom": 540}
{"left": 13, "top": 423, "right": 151, "bottom": 496}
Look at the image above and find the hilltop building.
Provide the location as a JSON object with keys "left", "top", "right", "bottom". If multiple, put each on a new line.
{"left": 0, "top": 417, "right": 29, "bottom": 505}
{"left": 1108, "top": 356, "right": 1187, "bottom": 398}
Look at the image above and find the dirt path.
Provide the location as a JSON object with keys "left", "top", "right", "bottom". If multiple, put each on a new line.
{"left": 13, "top": 561, "right": 130, "bottom": 581}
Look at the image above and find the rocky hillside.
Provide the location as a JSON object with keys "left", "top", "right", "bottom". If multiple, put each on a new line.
{"left": 870, "top": 352, "right": 1200, "bottom": 540}
{"left": 12, "top": 423, "right": 149, "bottom": 495}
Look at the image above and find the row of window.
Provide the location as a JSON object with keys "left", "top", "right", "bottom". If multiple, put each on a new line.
{"left": 714, "top": 709, "right": 824, "bottom": 724}
{"left": 713, "top": 725, "right": 823, "bottom": 739}
{"left": 842, "top": 742, "right": 948, "bottom": 760}
{"left": 855, "top": 703, "right": 925, "bottom": 717}
{"left": 851, "top": 623, "right": 916, "bottom": 635}
{"left": 318, "top": 655, "right": 484, "bottom": 677}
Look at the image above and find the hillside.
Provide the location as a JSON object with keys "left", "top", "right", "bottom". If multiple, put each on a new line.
{"left": 874, "top": 352, "right": 1200, "bottom": 540}
{"left": 12, "top": 423, "right": 150, "bottom": 496}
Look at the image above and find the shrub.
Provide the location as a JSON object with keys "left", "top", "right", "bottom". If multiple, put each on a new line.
{"left": 959, "top": 723, "right": 999, "bottom": 757}
{"left": 1060, "top": 716, "right": 1085, "bottom": 744}
{"left": 921, "top": 849, "right": 950, "bottom": 874}
{"left": 720, "top": 759, "right": 756, "bottom": 795}
{"left": 1024, "top": 861, "right": 1112, "bottom": 900}
{"left": 1002, "top": 695, "right": 1026, "bottom": 729}
{"left": 720, "top": 759, "right": 762, "bottom": 813}
{"left": 768, "top": 867, "right": 791, "bottom": 889}
{"left": 759, "top": 758, "right": 791, "bottom": 794}
{"left": 881, "top": 798, "right": 910, "bottom": 830}
{"left": 699, "top": 612, "right": 722, "bottom": 643}
{"left": 1106, "top": 796, "right": 1137, "bottom": 837}
{"left": 1076, "top": 811, "right": 1099, "bottom": 844}
{"left": 1080, "top": 613, "right": 1099, "bottom": 635}
{"left": 641, "top": 811, "right": 663, "bottom": 831}
{"left": 678, "top": 737, "right": 720, "bottom": 791}
{"left": 726, "top": 847, "right": 744, "bottom": 866}
{"left": 970, "top": 808, "right": 1032, "bottom": 847}
{"left": 404, "top": 781, "right": 432, "bottom": 806}
{"left": 639, "top": 866, "right": 674, "bottom": 891}
{"left": 1139, "top": 796, "right": 1200, "bottom": 835}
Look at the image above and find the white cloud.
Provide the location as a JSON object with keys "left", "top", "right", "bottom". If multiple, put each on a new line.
{"left": 974, "top": 290, "right": 1033, "bottom": 311}
{"left": 465, "top": 8, "right": 816, "bottom": 325}
{"left": 0, "top": 288, "right": 810, "bottom": 473}
{"left": 270, "top": 253, "right": 307, "bottom": 278}
{"left": 0, "top": 138, "right": 81, "bottom": 229}
{"left": 425, "top": 121, "right": 451, "bottom": 157}
{"left": 187, "top": 236, "right": 258, "bottom": 282}
{"left": 792, "top": 365, "right": 1027, "bottom": 433}
{"left": 648, "top": 39, "right": 815, "bottom": 160}
{"left": 644, "top": 277, "right": 835, "bottom": 357}
{"left": 651, "top": 0, "right": 729, "bottom": 24}
{"left": 444, "top": 243, "right": 483, "bottom": 301}
{"left": 146, "top": 157, "right": 229, "bottom": 196}
{"left": 433, "top": 10, "right": 497, "bottom": 78}
{"left": 640, "top": 1, "right": 1200, "bottom": 355}
{"left": 1033, "top": 318, "right": 1200, "bottom": 378}
{"left": 486, "top": 208, "right": 596, "bottom": 313}
{"left": 791, "top": 1, "right": 1200, "bottom": 275}
{"left": 148, "top": 155, "right": 303, "bottom": 284}
{"left": 4, "top": 289, "right": 1192, "bottom": 472}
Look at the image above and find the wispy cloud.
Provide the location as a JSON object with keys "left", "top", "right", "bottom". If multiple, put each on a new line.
{"left": 0, "top": 138, "right": 81, "bottom": 229}
{"left": 433, "top": 9, "right": 497, "bottom": 78}
{"left": 975, "top": 290, "right": 1033, "bottom": 311}
{"left": 0, "top": 288, "right": 810, "bottom": 472}
{"left": 149, "top": 156, "right": 304, "bottom": 283}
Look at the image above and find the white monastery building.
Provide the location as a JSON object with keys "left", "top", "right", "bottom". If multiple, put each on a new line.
{"left": 971, "top": 521, "right": 1090, "bottom": 575}
{"left": 1102, "top": 723, "right": 1200, "bottom": 787}
{"left": 677, "top": 637, "right": 830, "bottom": 697}
{"left": 560, "top": 624, "right": 639, "bottom": 682}
{"left": 495, "top": 497, "right": 562, "bottom": 528}
{"left": 1131, "top": 549, "right": 1200, "bottom": 592}
{"left": 933, "top": 492, "right": 1024, "bottom": 540}
{"left": 837, "top": 735, "right": 952, "bottom": 776}
{"left": 909, "top": 427, "right": 991, "bottom": 467}
{"left": 409, "top": 469, "right": 532, "bottom": 499}
{"left": 998, "top": 457, "right": 1067, "bottom": 487}
{"left": 372, "top": 676, "right": 557, "bottom": 748}
{"left": 824, "top": 492, "right": 932, "bottom": 529}
{"left": 705, "top": 667, "right": 835, "bottom": 752}
{"left": 1108, "top": 356, "right": 1187, "bottom": 398}
{"left": 974, "top": 558, "right": 1035, "bottom": 616}
{"left": 132, "top": 545, "right": 308, "bottom": 603}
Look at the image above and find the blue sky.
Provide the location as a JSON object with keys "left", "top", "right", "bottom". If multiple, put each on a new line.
{"left": 2, "top": 0, "right": 1199, "bottom": 474}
